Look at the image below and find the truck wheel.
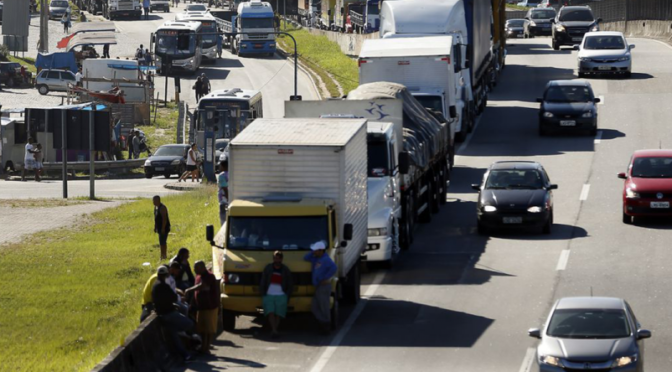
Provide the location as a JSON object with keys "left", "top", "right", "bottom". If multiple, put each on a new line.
{"left": 439, "top": 164, "right": 449, "bottom": 206}
{"left": 455, "top": 125, "right": 467, "bottom": 142}
{"left": 431, "top": 172, "right": 440, "bottom": 214}
{"left": 330, "top": 286, "right": 340, "bottom": 330}
{"left": 222, "top": 310, "right": 236, "bottom": 332}
{"left": 38, "top": 84, "right": 49, "bottom": 95}
{"left": 419, "top": 180, "right": 433, "bottom": 223}
{"left": 343, "top": 261, "right": 361, "bottom": 305}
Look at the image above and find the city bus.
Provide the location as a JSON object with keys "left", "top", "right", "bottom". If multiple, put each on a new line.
{"left": 193, "top": 88, "right": 263, "bottom": 140}
{"left": 175, "top": 12, "right": 220, "bottom": 62}
{"left": 153, "top": 21, "right": 203, "bottom": 75}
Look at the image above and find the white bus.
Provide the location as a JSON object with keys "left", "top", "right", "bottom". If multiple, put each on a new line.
{"left": 153, "top": 21, "right": 203, "bottom": 75}
{"left": 194, "top": 88, "right": 263, "bottom": 140}
{"left": 175, "top": 12, "right": 220, "bottom": 62}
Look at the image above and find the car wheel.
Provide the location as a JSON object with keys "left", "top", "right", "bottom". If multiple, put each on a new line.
{"left": 624, "top": 71, "right": 632, "bottom": 78}
{"left": 145, "top": 172, "right": 153, "bottom": 179}
{"left": 38, "top": 84, "right": 49, "bottom": 95}
{"left": 578, "top": 72, "right": 586, "bottom": 78}
{"left": 589, "top": 126, "right": 597, "bottom": 136}
{"left": 552, "top": 39, "right": 559, "bottom": 50}
{"left": 542, "top": 212, "right": 553, "bottom": 234}
{"left": 477, "top": 220, "right": 487, "bottom": 235}
{"left": 539, "top": 124, "right": 547, "bottom": 136}
{"left": 622, "top": 211, "right": 632, "bottom": 224}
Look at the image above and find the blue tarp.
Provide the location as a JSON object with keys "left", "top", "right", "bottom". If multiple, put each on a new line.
{"left": 35, "top": 52, "right": 78, "bottom": 73}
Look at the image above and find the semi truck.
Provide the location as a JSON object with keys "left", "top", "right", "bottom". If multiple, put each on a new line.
{"left": 207, "top": 118, "right": 368, "bottom": 330}
{"left": 287, "top": 82, "right": 453, "bottom": 252}
{"left": 319, "top": 0, "right": 335, "bottom": 30}
{"left": 491, "top": 0, "right": 507, "bottom": 81}
{"left": 102, "top": 0, "right": 142, "bottom": 20}
{"left": 332, "top": 0, "right": 360, "bottom": 32}
{"left": 349, "top": 0, "right": 379, "bottom": 33}
{"left": 224, "top": 0, "right": 276, "bottom": 56}
{"left": 379, "top": 0, "right": 494, "bottom": 141}
{"left": 358, "top": 35, "right": 462, "bottom": 142}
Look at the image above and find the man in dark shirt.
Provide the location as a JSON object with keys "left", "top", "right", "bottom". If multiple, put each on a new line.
{"left": 153, "top": 195, "right": 171, "bottom": 260}
{"left": 185, "top": 261, "right": 220, "bottom": 354}
{"left": 260, "top": 251, "right": 292, "bottom": 338}
{"left": 152, "top": 266, "right": 194, "bottom": 361}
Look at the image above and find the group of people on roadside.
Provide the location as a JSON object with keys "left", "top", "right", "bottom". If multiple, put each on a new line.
{"left": 193, "top": 73, "right": 212, "bottom": 102}
{"left": 127, "top": 129, "right": 150, "bottom": 159}
{"left": 142, "top": 248, "right": 220, "bottom": 361}
{"left": 22, "top": 137, "right": 43, "bottom": 182}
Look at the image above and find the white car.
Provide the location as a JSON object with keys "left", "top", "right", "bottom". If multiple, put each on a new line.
{"left": 35, "top": 69, "right": 76, "bottom": 95}
{"left": 517, "top": 0, "right": 540, "bottom": 7}
{"left": 576, "top": 31, "right": 634, "bottom": 78}
{"left": 185, "top": 3, "right": 207, "bottom": 12}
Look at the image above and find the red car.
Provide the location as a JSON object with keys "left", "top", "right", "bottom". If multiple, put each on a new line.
{"left": 619, "top": 150, "right": 672, "bottom": 224}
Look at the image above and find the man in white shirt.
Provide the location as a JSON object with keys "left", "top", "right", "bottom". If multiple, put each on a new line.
{"left": 75, "top": 69, "right": 82, "bottom": 86}
{"left": 21, "top": 137, "right": 37, "bottom": 182}
{"left": 179, "top": 143, "right": 200, "bottom": 183}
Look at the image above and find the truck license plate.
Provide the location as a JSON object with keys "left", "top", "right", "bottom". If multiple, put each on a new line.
{"left": 503, "top": 217, "right": 523, "bottom": 224}
{"left": 253, "top": 44, "right": 263, "bottom": 49}
{"left": 560, "top": 120, "right": 576, "bottom": 126}
{"left": 651, "top": 202, "right": 670, "bottom": 209}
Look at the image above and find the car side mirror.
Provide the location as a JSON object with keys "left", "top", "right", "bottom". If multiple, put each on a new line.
{"left": 617, "top": 172, "right": 627, "bottom": 179}
{"left": 596, "top": 17, "right": 603, "bottom": 23}
{"left": 572, "top": 44, "right": 580, "bottom": 50}
{"left": 528, "top": 328, "right": 541, "bottom": 339}
{"left": 471, "top": 184, "right": 481, "bottom": 191}
{"left": 637, "top": 329, "right": 652, "bottom": 340}
{"left": 151, "top": 34, "right": 156, "bottom": 43}
{"left": 548, "top": 184, "right": 558, "bottom": 190}
{"left": 593, "top": 98, "right": 601, "bottom": 103}
{"left": 398, "top": 151, "right": 410, "bottom": 175}
{"left": 343, "top": 223, "right": 353, "bottom": 241}
{"left": 449, "top": 105, "right": 457, "bottom": 119}
{"left": 536, "top": 97, "right": 543, "bottom": 103}
{"left": 629, "top": 44, "right": 636, "bottom": 50}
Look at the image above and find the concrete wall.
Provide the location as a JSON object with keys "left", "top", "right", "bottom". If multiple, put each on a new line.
{"left": 305, "top": 28, "right": 377, "bottom": 57}
{"left": 90, "top": 314, "right": 176, "bottom": 372}
{"left": 602, "top": 20, "right": 672, "bottom": 41}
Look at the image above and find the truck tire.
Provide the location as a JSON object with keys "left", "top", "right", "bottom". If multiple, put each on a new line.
{"left": 455, "top": 125, "right": 468, "bottom": 142}
{"left": 343, "top": 261, "right": 361, "bottom": 304}
{"left": 400, "top": 192, "right": 414, "bottom": 250}
{"left": 330, "top": 285, "right": 340, "bottom": 330}
{"left": 222, "top": 310, "right": 236, "bottom": 332}
{"left": 439, "top": 164, "right": 449, "bottom": 206}
{"left": 419, "top": 180, "right": 432, "bottom": 223}
{"left": 431, "top": 171, "right": 440, "bottom": 214}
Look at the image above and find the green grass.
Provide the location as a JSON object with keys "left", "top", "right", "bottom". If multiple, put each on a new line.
{"left": 7, "top": 56, "right": 36, "bottom": 74}
{"left": 141, "top": 103, "right": 180, "bottom": 152}
{"left": 277, "top": 23, "right": 359, "bottom": 97}
{"left": 0, "top": 188, "right": 219, "bottom": 371}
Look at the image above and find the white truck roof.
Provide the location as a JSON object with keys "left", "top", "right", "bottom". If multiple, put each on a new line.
{"left": 380, "top": 0, "right": 467, "bottom": 38}
{"left": 360, "top": 36, "right": 453, "bottom": 58}
{"left": 232, "top": 118, "right": 367, "bottom": 147}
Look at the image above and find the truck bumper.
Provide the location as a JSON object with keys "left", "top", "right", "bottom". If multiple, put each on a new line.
{"left": 238, "top": 40, "right": 276, "bottom": 55}
{"left": 222, "top": 294, "right": 323, "bottom": 314}
{"left": 111, "top": 9, "right": 142, "bottom": 18}
{"left": 361, "top": 236, "right": 392, "bottom": 262}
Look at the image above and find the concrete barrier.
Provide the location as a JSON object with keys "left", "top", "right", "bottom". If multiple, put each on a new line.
{"left": 91, "top": 314, "right": 176, "bottom": 372}
{"left": 304, "top": 28, "right": 377, "bottom": 57}
{"left": 602, "top": 20, "right": 672, "bottom": 41}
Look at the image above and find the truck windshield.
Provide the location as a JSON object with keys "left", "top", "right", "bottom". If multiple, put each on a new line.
{"left": 414, "top": 96, "right": 444, "bottom": 115}
{"left": 368, "top": 4, "right": 379, "bottom": 15}
{"left": 200, "top": 22, "right": 218, "bottom": 48}
{"left": 156, "top": 31, "right": 198, "bottom": 57}
{"left": 367, "top": 140, "right": 390, "bottom": 177}
{"left": 228, "top": 216, "right": 329, "bottom": 251}
{"left": 241, "top": 17, "right": 274, "bottom": 29}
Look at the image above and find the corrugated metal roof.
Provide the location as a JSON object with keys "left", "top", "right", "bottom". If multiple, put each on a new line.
{"left": 231, "top": 118, "right": 367, "bottom": 146}
{"left": 360, "top": 36, "right": 453, "bottom": 58}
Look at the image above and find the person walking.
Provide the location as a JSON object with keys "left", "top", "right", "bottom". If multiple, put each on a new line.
{"left": 144, "top": 49, "right": 152, "bottom": 66}
{"left": 304, "top": 241, "right": 337, "bottom": 334}
{"left": 21, "top": 137, "right": 37, "bottom": 182}
{"left": 185, "top": 261, "right": 220, "bottom": 354}
{"left": 179, "top": 143, "right": 200, "bottom": 183}
{"left": 260, "top": 251, "right": 293, "bottom": 338}
{"left": 153, "top": 195, "right": 171, "bottom": 260}
{"left": 200, "top": 73, "right": 211, "bottom": 96}
{"left": 218, "top": 161, "right": 229, "bottom": 226}
{"left": 75, "top": 68, "right": 82, "bottom": 87}
{"left": 127, "top": 131, "right": 135, "bottom": 160}
{"left": 193, "top": 76, "right": 203, "bottom": 102}
{"left": 33, "top": 143, "right": 43, "bottom": 182}
{"left": 171, "top": 247, "right": 195, "bottom": 291}
{"left": 62, "top": 13, "right": 71, "bottom": 33}
{"left": 132, "top": 130, "right": 141, "bottom": 159}
{"left": 143, "top": 0, "right": 151, "bottom": 20}
{"left": 152, "top": 266, "right": 195, "bottom": 362}
{"left": 103, "top": 44, "right": 110, "bottom": 58}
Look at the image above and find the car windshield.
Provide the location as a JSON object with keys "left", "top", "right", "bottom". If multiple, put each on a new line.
{"left": 584, "top": 35, "right": 626, "bottom": 50}
{"left": 485, "top": 170, "right": 544, "bottom": 190}
{"left": 241, "top": 17, "right": 274, "bottom": 29}
{"left": 547, "top": 309, "right": 631, "bottom": 339}
{"left": 368, "top": 140, "right": 390, "bottom": 177}
{"left": 560, "top": 9, "right": 594, "bottom": 22}
{"left": 631, "top": 157, "right": 672, "bottom": 178}
{"left": 545, "top": 86, "right": 593, "bottom": 103}
{"left": 187, "top": 4, "right": 206, "bottom": 11}
{"left": 51, "top": 1, "right": 68, "bottom": 7}
{"left": 200, "top": 22, "right": 218, "bottom": 47}
{"left": 228, "top": 216, "right": 328, "bottom": 251}
{"left": 531, "top": 10, "right": 555, "bottom": 19}
{"left": 508, "top": 20, "right": 525, "bottom": 27}
{"left": 154, "top": 146, "right": 186, "bottom": 157}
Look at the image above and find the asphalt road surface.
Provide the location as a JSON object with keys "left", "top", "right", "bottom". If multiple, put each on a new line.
{"left": 108, "top": 6, "right": 319, "bottom": 117}
{"left": 169, "top": 37, "right": 672, "bottom": 372}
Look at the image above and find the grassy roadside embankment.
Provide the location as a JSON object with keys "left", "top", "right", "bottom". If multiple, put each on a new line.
{"left": 277, "top": 23, "right": 358, "bottom": 97}
{"left": 0, "top": 188, "right": 219, "bottom": 371}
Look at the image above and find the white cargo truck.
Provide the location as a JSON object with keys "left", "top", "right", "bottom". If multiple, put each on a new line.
{"left": 359, "top": 36, "right": 463, "bottom": 143}
{"left": 208, "top": 118, "right": 368, "bottom": 330}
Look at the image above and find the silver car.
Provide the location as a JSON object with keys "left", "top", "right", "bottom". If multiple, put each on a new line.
{"left": 35, "top": 69, "right": 76, "bottom": 95}
{"left": 576, "top": 31, "right": 635, "bottom": 78}
{"left": 48, "top": 0, "right": 70, "bottom": 20}
{"left": 529, "top": 297, "right": 651, "bottom": 372}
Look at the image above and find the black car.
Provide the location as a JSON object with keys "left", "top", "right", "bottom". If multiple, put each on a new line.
{"left": 506, "top": 19, "right": 526, "bottom": 39}
{"left": 0, "top": 62, "right": 21, "bottom": 87}
{"left": 144, "top": 144, "right": 190, "bottom": 179}
{"left": 524, "top": 8, "right": 556, "bottom": 37}
{"left": 551, "top": 6, "right": 601, "bottom": 50}
{"left": 472, "top": 161, "right": 557, "bottom": 234}
{"left": 537, "top": 80, "right": 600, "bottom": 136}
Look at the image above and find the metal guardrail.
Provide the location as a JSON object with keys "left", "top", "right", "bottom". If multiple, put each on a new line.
{"left": 42, "top": 158, "right": 146, "bottom": 172}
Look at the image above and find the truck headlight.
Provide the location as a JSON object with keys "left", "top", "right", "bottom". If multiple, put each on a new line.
{"left": 227, "top": 273, "right": 240, "bottom": 284}
{"left": 368, "top": 227, "right": 388, "bottom": 237}
{"left": 171, "top": 159, "right": 181, "bottom": 165}
{"left": 612, "top": 354, "right": 637, "bottom": 367}
{"left": 543, "top": 112, "right": 554, "bottom": 118}
{"left": 582, "top": 111, "right": 593, "bottom": 118}
{"left": 626, "top": 188, "right": 640, "bottom": 199}
{"left": 135, "top": 5, "right": 141, "bottom": 10}
{"left": 483, "top": 205, "right": 497, "bottom": 212}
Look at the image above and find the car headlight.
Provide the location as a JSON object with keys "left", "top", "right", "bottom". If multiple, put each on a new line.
{"left": 626, "top": 188, "right": 640, "bottom": 199}
{"left": 368, "top": 227, "right": 388, "bottom": 237}
{"left": 556, "top": 25, "right": 565, "bottom": 32}
{"left": 579, "top": 57, "right": 592, "bottom": 62}
{"left": 144, "top": 160, "right": 152, "bottom": 166}
{"left": 612, "top": 354, "right": 638, "bottom": 367}
{"left": 189, "top": 59, "right": 194, "bottom": 65}
{"left": 527, "top": 206, "right": 543, "bottom": 213}
{"left": 543, "top": 112, "right": 554, "bottom": 118}
{"left": 540, "top": 355, "right": 563, "bottom": 367}
{"left": 227, "top": 273, "right": 240, "bottom": 284}
{"left": 171, "top": 159, "right": 181, "bottom": 165}
{"left": 483, "top": 205, "right": 497, "bottom": 212}
{"left": 582, "top": 111, "right": 593, "bottom": 118}
{"left": 618, "top": 55, "right": 630, "bottom": 61}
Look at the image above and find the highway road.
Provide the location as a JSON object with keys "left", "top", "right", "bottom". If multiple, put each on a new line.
{"left": 170, "top": 37, "right": 672, "bottom": 372}
{"left": 106, "top": 6, "right": 319, "bottom": 117}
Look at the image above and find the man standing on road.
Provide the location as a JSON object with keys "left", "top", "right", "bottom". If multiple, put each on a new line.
{"left": 304, "top": 241, "right": 337, "bottom": 334}
{"left": 21, "top": 137, "right": 37, "bottom": 182}
{"left": 200, "top": 73, "right": 211, "bottom": 97}
{"left": 132, "top": 130, "right": 141, "bottom": 159}
{"left": 185, "top": 261, "right": 220, "bottom": 354}
{"left": 75, "top": 68, "right": 82, "bottom": 87}
{"left": 153, "top": 195, "right": 171, "bottom": 260}
{"left": 143, "top": 0, "right": 151, "bottom": 20}
{"left": 152, "top": 266, "right": 195, "bottom": 362}
{"left": 103, "top": 44, "right": 110, "bottom": 58}
{"left": 260, "top": 251, "right": 293, "bottom": 338}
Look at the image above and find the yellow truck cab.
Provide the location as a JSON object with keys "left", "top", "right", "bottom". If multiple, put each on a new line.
{"left": 206, "top": 118, "right": 368, "bottom": 331}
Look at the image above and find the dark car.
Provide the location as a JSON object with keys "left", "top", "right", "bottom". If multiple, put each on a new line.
{"left": 472, "top": 161, "right": 557, "bottom": 234}
{"left": 506, "top": 19, "right": 526, "bottom": 39}
{"left": 524, "top": 8, "right": 556, "bottom": 37}
{"left": 529, "top": 297, "right": 651, "bottom": 372}
{"left": 537, "top": 80, "right": 600, "bottom": 136}
{"left": 551, "top": 6, "right": 601, "bottom": 50}
{"left": 0, "top": 62, "right": 21, "bottom": 87}
{"left": 144, "top": 144, "right": 190, "bottom": 179}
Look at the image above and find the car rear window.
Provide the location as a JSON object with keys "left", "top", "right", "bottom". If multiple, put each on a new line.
{"left": 559, "top": 8, "right": 594, "bottom": 22}
{"left": 485, "top": 170, "right": 544, "bottom": 190}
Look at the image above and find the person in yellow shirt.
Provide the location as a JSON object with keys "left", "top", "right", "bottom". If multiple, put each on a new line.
{"left": 141, "top": 272, "right": 158, "bottom": 322}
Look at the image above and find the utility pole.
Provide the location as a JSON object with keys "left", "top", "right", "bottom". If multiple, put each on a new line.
{"left": 39, "top": 0, "right": 49, "bottom": 53}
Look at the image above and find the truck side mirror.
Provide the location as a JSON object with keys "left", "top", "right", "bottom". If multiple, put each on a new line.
{"left": 449, "top": 105, "right": 457, "bottom": 119}
{"left": 398, "top": 151, "right": 410, "bottom": 175}
{"left": 343, "top": 223, "right": 353, "bottom": 241}
{"left": 464, "top": 60, "right": 471, "bottom": 69}
{"left": 206, "top": 224, "right": 215, "bottom": 242}
{"left": 151, "top": 34, "right": 156, "bottom": 43}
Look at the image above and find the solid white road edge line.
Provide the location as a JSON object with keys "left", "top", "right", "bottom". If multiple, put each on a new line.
{"left": 594, "top": 130, "right": 603, "bottom": 144}
{"left": 556, "top": 250, "right": 571, "bottom": 271}
{"left": 309, "top": 271, "right": 386, "bottom": 372}
{"left": 518, "top": 347, "right": 536, "bottom": 372}
{"left": 580, "top": 184, "right": 591, "bottom": 201}
{"left": 457, "top": 116, "right": 483, "bottom": 155}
